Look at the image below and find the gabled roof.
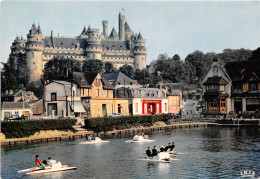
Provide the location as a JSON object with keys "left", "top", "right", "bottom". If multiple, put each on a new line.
{"left": 225, "top": 60, "right": 260, "bottom": 82}
{"left": 73, "top": 72, "right": 92, "bottom": 88}
{"left": 43, "top": 37, "right": 86, "bottom": 49}
{"left": 85, "top": 73, "right": 114, "bottom": 90}
{"left": 203, "top": 77, "right": 228, "bottom": 85}
{"left": 2, "top": 102, "right": 31, "bottom": 109}
{"left": 102, "top": 72, "right": 139, "bottom": 87}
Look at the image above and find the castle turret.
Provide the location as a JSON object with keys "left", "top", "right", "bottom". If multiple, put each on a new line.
{"left": 133, "top": 33, "right": 147, "bottom": 70}
{"left": 25, "top": 24, "right": 43, "bottom": 84}
{"left": 79, "top": 26, "right": 88, "bottom": 39}
{"left": 10, "top": 36, "right": 27, "bottom": 69}
{"left": 119, "top": 12, "right": 125, "bottom": 41}
{"left": 85, "top": 26, "right": 102, "bottom": 60}
{"left": 102, "top": 20, "right": 108, "bottom": 39}
{"left": 125, "top": 21, "right": 133, "bottom": 40}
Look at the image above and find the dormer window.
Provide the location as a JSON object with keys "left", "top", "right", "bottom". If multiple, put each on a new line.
{"left": 80, "top": 78, "right": 84, "bottom": 81}
{"left": 213, "top": 65, "right": 218, "bottom": 77}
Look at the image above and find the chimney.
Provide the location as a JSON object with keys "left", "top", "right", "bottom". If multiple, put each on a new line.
{"left": 102, "top": 20, "right": 108, "bottom": 38}
{"left": 51, "top": 31, "right": 53, "bottom": 37}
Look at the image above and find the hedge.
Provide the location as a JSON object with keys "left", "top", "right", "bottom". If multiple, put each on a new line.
{"left": 84, "top": 114, "right": 172, "bottom": 132}
{"left": 1, "top": 119, "right": 77, "bottom": 139}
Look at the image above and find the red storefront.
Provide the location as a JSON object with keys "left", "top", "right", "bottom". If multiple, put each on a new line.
{"left": 142, "top": 100, "right": 162, "bottom": 114}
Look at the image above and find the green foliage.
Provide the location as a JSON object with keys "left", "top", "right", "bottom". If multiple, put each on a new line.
{"left": 248, "top": 47, "right": 260, "bottom": 61}
{"left": 43, "top": 57, "right": 82, "bottom": 82}
{"left": 134, "top": 69, "right": 152, "bottom": 85}
{"left": 1, "top": 57, "right": 19, "bottom": 91}
{"left": 82, "top": 59, "right": 103, "bottom": 75}
{"left": 119, "top": 64, "right": 135, "bottom": 79}
{"left": 104, "top": 62, "right": 117, "bottom": 73}
{"left": 1, "top": 119, "right": 77, "bottom": 138}
{"left": 26, "top": 82, "right": 43, "bottom": 98}
{"left": 84, "top": 114, "right": 172, "bottom": 132}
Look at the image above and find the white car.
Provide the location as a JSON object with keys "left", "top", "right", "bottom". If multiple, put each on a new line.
{"left": 108, "top": 113, "right": 124, "bottom": 117}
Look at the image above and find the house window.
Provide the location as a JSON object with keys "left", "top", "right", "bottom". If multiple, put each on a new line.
{"left": 249, "top": 81, "right": 257, "bottom": 91}
{"left": 51, "top": 93, "right": 56, "bottom": 101}
{"left": 165, "top": 103, "right": 167, "bottom": 111}
{"left": 118, "top": 104, "right": 121, "bottom": 113}
{"left": 135, "top": 103, "right": 138, "bottom": 113}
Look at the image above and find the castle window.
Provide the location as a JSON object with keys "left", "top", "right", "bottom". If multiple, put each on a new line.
{"left": 33, "top": 62, "right": 35, "bottom": 64}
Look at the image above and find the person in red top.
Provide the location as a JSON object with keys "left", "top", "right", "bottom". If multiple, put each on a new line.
{"left": 35, "top": 155, "right": 41, "bottom": 167}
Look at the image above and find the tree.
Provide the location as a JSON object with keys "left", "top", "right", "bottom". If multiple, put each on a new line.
{"left": 1, "top": 57, "right": 18, "bottom": 91}
{"left": 119, "top": 64, "right": 135, "bottom": 79}
{"left": 172, "top": 54, "right": 181, "bottom": 61}
{"left": 218, "top": 48, "right": 252, "bottom": 63}
{"left": 134, "top": 69, "right": 152, "bottom": 85}
{"left": 82, "top": 59, "right": 103, "bottom": 75}
{"left": 248, "top": 47, "right": 260, "bottom": 61}
{"left": 104, "top": 62, "right": 117, "bottom": 73}
{"left": 43, "top": 57, "right": 81, "bottom": 82}
{"left": 16, "top": 53, "right": 29, "bottom": 87}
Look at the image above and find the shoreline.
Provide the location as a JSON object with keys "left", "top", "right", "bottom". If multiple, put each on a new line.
{"left": 1, "top": 119, "right": 259, "bottom": 146}
{"left": 1, "top": 121, "right": 216, "bottom": 146}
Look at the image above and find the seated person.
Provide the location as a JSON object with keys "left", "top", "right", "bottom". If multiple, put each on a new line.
{"left": 152, "top": 146, "right": 158, "bottom": 156}
{"left": 146, "top": 147, "right": 152, "bottom": 157}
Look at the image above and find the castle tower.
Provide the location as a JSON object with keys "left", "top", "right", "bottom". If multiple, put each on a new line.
{"left": 25, "top": 24, "right": 43, "bottom": 84}
{"left": 118, "top": 12, "right": 125, "bottom": 41}
{"left": 133, "top": 33, "right": 147, "bottom": 70}
{"left": 85, "top": 26, "right": 102, "bottom": 60}
{"left": 10, "top": 36, "right": 27, "bottom": 68}
{"left": 102, "top": 20, "right": 108, "bottom": 39}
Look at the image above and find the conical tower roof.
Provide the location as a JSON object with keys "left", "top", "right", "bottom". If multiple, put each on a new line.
{"left": 125, "top": 22, "right": 131, "bottom": 32}
{"left": 137, "top": 33, "right": 143, "bottom": 40}
{"left": 81, "top": 26, "right": 87, "bottom": 35}
{"left": 37, "top": 25, "right": 42, "bottom": 34}
{"left": 109, "top": 27, "right": 118, "bottom": 39}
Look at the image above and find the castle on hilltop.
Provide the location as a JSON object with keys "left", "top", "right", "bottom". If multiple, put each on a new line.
{"left": 10, "top": 12, "right": 147, "bottom": 83}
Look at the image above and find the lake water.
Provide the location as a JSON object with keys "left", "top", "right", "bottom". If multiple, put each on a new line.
{"left": 1, "top": 126, "right": 260, "bottom": 179}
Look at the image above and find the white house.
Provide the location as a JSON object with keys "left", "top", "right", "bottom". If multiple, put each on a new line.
{"left": 44, "top": 80, "right": 86, "bottom": 118}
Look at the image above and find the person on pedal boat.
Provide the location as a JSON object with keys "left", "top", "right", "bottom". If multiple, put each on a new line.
{"left": 48, "top": 157, "right": 57, "bottom": 167}
{"left": 165, "top": 143, "right": 171, "bottom": 152}
{"left": 35, "top": 155, "right": 41, "bottom": 167}
{"left": 152, "top": 146, "right": 158, "bottom": 156}
{"left": 146, "top": 147, "right": 152, "bottom": 157}
{"left": 160, "top": 146, "right": 165, "bottom": 152}
{"left": 170, "top": 142, "right": 175, "bottom": 151}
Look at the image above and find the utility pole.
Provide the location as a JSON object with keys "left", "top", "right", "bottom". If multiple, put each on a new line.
{"left": 70, "top": 59, "right": 74, "bottom": 116}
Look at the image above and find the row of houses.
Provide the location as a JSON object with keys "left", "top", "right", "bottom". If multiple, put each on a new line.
{"left": 202, "top": 59, "right": 260, "bottom": 116}
{"left": 1, "top": 72, "right": 183, "bottom": 120}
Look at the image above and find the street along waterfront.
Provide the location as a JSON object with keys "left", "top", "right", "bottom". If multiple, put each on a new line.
{"left": 1, "top": 127, "right": 259, "bottom": 178}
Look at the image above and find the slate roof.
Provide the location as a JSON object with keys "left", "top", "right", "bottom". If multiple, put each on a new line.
{"left": 102, "top": 72, "right": 139, "bottom": 87}
{"left": 203, "top": 77, "right": 229, "bottom": 85}
{"left": 162, "top": 83, "right": 182, "bottom": 90}
{"left": 43, "top": 37, "right": 86, "bottom": 49}
{"left": 109, "top": 27, "right": 118, "bottom": 39}
{"left": 85, "top": 73, "right": 114, "bottom": 90}
{"left": 125, "top": 22, "right": 131, "bottom": 32}
{"left": 73, "top": 72, "right": 92, "bottom": 88}
{"left": 101, "top": 40, "right": 129, "bottom": 51}
{"left": 225, "top": 60, "right": 260, "bottom": 82}
{"left": 2, "top": 102, "right": 31, "bottom": 109}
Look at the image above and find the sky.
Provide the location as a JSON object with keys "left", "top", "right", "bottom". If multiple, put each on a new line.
{"left": 1, "top": 0, "right": 260, "bottom": 65}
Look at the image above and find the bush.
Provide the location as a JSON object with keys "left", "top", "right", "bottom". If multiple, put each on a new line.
{"left": 1, "top": 119, "right": 77, "bottom": 138}
{"left": 84, "top": 114, "right": 172, "bottom": 132}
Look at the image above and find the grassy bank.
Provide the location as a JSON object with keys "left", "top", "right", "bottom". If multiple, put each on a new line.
{"left": 84, "top": 114, "right": 172, "bottom": 132}
{"left": 1, "top": 119, "right": 77, "bottom": 138}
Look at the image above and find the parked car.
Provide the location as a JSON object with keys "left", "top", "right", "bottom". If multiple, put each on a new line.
{"left": 108, "top": 113, "right": 124, "bottom": 117}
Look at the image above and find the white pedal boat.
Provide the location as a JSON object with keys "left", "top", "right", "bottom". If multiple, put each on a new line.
{"left": 26, "top": 166, "right": 77, "bottom": 175}
{"left": 18, "top": 165, "right": 77, "bottom": 175}
{"left": 125, "top": 135, "right": 155, "bottom": 143}
{"left": 139, "top": 152, "right": 173, "bottom": 163}
{"left": 79, "top": 137, "right": 110, "bottom": 144}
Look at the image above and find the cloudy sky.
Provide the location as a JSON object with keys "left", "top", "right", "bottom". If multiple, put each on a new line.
{"left": 1, "top": 1, "right": 260, "bottom": 64}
